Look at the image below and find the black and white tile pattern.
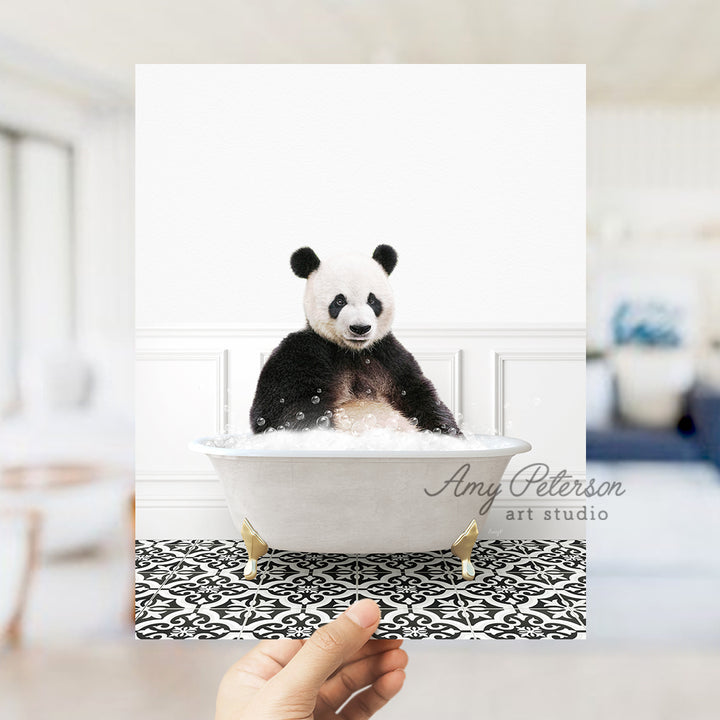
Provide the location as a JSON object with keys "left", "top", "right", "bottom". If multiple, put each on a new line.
{"left": 135, "top": 540, "right": 585, "bottom": 640}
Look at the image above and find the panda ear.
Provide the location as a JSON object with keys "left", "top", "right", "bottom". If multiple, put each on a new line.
{"left": 372, "top": 245, "right": 398, "bottom": 275}
{"left": 290, "top": 247, "right": 321, "bottom": 278}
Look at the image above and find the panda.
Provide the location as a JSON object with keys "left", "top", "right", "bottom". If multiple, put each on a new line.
{"left": 249, "top": 245, "right": 461, "bottom": 436}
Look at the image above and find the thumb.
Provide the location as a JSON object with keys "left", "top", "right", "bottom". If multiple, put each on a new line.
{"left": 268, "top": 599, "right": 381, "bottom": 697}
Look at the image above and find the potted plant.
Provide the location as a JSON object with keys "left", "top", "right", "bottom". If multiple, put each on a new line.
{"left": 611, "top": 300, "right": 695, "bottom": 427}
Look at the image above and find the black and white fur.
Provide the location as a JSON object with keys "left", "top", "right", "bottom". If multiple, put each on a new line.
{"left": 249, "top": 245, "right": 460, "bottom": 435}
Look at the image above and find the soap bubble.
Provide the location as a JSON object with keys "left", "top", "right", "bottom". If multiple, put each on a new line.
{"left": 338, "top": 415, "right": 353, "bottom": 431}
{"left": 203, "top": 425, "right": 518, "bottom": 454}
{"left": 364, "top": 414, "right": 377, "bottom": 429}
{"left": 279, "top": 398, "right": 285, "bottom": 404}
{"left": 365, "top": 358, "right": 371, "bottom": 364}
{"left": 366, "top": 388, "right": 372, "bottom": 394}
{"left": 409, "top": 417, "right": 419, "bottom": 427}
{"left": 324, "top": 410, "right": 333, "bottom": 418}
{"left": 276, "top": 425, "right": 285, "bottom": 432}
{"left": 433, "top": 427, "right": 441, "bottom": 434}
{"left": 296, "top": 411, "right": 305, "bottom": 421}
{"left": 316, "top": 388, "right": 322, "bottom": 393}
{"left": 302, "top": 427, "right": 310, "bottom": 432}
{"left": 256, "top": 417, "right": 266, "bottom": 427}
{"left": 401, "top": 389, "right": 407, "bottom": 396}
{"left": 311, "top": 395, "right": 320, "bottom": 404}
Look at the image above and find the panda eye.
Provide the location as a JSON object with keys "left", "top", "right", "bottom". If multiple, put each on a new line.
{"left": 367, "top": 292, "right": 383, "bottom": 317}
{"left": 333, "top": 295, "right": 346, "bottom": 306}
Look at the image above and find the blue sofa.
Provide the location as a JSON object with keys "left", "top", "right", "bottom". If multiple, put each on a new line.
{"left": 587, "top": 383, "right": 720, "bottom": 467}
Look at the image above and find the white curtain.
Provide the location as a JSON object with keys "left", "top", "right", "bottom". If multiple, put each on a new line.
{"left": 0, "top": 133, "right": 15, "bottom": 414}
{"left": 0, "top": 131, "right": 74, "bottom": 416}
{"left": 16, "top": 137, "right": 74, "bottom": 355}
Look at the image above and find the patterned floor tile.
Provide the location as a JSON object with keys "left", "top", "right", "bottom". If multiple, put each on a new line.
{"left": 474, "top": 609, "right": 584, "bottom": 640}
{"left": 355, "top": 586, "right": 408, "bottom": 618}
{"left": 356, "top": 556, "right": 402, "bottom": 585}
{"left": 135, "top": 549, "right": 191, "bottom": 574}
{"left": 151, "top": 571, "right": 258, "bottom": 608}
{"left": 134, "top": 573, "right": 166, "bottom": 610}
{"left": 135, "top": 539, "right": 585, "bottom": 640}
{"left": 241, "top": 605, "right": 311, "bottom": 639}
{"left": 310, "top": 553, "right": 358, "bottom": 582}
{"left": 184, "top": 541, "right": 247, "bottom": 572}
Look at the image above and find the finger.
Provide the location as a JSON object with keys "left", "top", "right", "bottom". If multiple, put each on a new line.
{"left": 330, "top": 638, "right": 404, "bottom": 674}
{"left": 340, "top": 669, "right": 406, "bottom": 720}
{"left": 226, "top": 639, "right": 303, "bottom": 685}
{"left": 253, "top": 639, "right": 304, "bottom": 669}
{"left": 319, "top": 648, "right": 408, "bottom": 711}
{"left": 268, "top": 599, "right": 381, "bottom": 696}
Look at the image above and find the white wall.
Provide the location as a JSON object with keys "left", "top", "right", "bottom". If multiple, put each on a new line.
{"left": 136, "top": 64, "right": 585, "bottom": 328}
{"left": 135, "top": 65, "right": 586, "bottom": 540}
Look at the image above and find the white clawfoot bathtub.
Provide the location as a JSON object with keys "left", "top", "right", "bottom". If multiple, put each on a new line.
{"left": 190, "top": 434, "right": 531, "bottom": 579}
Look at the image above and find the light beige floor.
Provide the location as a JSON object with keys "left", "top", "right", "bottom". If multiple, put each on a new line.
{"left": 3, "top": 639, "right": 720, "bottom": 719}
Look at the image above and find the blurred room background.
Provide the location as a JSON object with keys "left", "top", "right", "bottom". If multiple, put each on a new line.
{"left": 1, "top": 1, "right": 719, "bottom": 719}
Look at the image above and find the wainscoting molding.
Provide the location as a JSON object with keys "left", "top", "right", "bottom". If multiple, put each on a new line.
{"left": 494, "top": 350, "right": 585, "bottom": 433}
{"left": 136, "top": 349, "right": 229, "bottom": 431}
{"left": 136, "top": 323, "right": 585, "bottom": 539}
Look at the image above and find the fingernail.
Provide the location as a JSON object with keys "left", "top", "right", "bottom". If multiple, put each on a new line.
{"left": 345, "top": 599, "right": 381, "bottom": 628}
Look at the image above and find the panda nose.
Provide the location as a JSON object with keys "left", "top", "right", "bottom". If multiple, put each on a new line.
{"left": 349, "top": 324, "right": 371, "bottom": 336}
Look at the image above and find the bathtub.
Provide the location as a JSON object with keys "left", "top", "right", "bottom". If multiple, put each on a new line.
{"left": 189, "top": 434, "right": 531, "bottom": 580}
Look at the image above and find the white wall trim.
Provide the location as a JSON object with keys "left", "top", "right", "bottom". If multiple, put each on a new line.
{"left": 494, "top": 350, "right": 586, "bottom": 435}
{"left": 136, "top": 472, "right": 216, "bottom": 482}
{"left": 416, "top": 349, "right": 461, "bottom": 416}
{"left": 136, "top": 497, "right": 227, "bottom": 509}
{"left": 137, "top": 323, "right": 586, "bottom": 339}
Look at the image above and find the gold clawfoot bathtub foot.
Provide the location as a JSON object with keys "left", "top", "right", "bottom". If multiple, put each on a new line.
{"left": 240, "top": 518, "right": 268, "bottom": 581}
{"left": 451, "top": 519, "right": 479, "bottom": 581}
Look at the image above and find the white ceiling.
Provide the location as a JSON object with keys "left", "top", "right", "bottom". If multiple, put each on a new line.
{"left": 0, "top": 0, "right": 719, "bottom": 105}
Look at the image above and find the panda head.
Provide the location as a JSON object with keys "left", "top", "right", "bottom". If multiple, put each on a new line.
{"left": 290, "top": 245, "right": 398, "bottom": 351}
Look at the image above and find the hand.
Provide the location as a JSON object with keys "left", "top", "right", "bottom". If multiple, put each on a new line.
{"left": 216, "top": 599, "right": 407, "bottom": 719}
